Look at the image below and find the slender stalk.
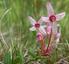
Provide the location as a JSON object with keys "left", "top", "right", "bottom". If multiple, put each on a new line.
{"left": 39, "top": 39, "right": 46, "bottom": 51}
{"left": 46, "top": 29, "right": 52, "bottom": 51}
{"left": 46, "top": 22, "right": 56, "bottom": 51}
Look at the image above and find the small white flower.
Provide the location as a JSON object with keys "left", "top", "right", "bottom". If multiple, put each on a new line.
{"left": 28, "top": 16, "right": 46, "bottom": 35}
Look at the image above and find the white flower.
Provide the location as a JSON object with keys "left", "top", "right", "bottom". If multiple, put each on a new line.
{"left": 28, "top": 16, "right": 46, "bottom": 35}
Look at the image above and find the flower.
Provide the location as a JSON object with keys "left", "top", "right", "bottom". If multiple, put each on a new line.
{"left": 39, "top": 1, "right": 65, "bottom": 38}
{"left": 40, "top": 1, "right": 65, "bottom": 34}
{"left": 36, "top": 32, "right": 43, "bottom": 41}
{"left": 28, "top": 16, "right": 46, "bottom": 36}
{"left": 28, "top": 1, "right": 65, "bottom": 56}
{"left": 39, "top": 1, "right": 65, "bottom": 56}
{"left": 40, "top": 1, "right": 65, "bottom": 22}
{"left": 46, "top": 1, "right": 65, "bottom": 22}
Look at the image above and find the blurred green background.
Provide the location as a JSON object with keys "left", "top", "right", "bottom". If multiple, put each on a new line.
{"left": 0, "top": 0, "right": 69, "bottom": 64}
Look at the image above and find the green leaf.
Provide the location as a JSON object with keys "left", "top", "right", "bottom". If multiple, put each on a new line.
{"left": 4, "top": 52, "right": 12, "bottom": 64}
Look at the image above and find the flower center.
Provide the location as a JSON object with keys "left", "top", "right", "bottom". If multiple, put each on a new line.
{"left": 49, "top": 15, "right": 56, "bottom": 22}
{"left": 35, "top": 22, "right": 40, "bottom": 28}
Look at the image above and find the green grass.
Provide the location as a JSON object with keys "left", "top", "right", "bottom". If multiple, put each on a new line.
{"left": 0, "top": 0, "right": 69, "bottom": 64}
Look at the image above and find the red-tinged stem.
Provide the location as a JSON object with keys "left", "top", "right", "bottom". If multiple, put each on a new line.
{"left": 46, "top": 23, "right": 55, "bottom": 52}
{"left": 40, "top": 39, "right": 46, "bottom": 51}
{"left": 46, "top": 28, "right": 52, "bottom": 51}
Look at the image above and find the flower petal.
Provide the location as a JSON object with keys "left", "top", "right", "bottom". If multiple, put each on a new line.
{"left": 56, "top": 12, "right": 65, "bottom": 21}
{"left": 56, "top": 33, "right": 61, "bottom": 38}
{"left": 39, "top": 16, "right": 49, "bottom": 23}
{"left": 29, "top": 27, "right": 36, "bottom": 31}
{"left": 41, "top": 25, "right": 47, "bottom": 28}
{"left": 39, "top": 26, "right": 46, "bottom": 35}
{"left": 56, "top": 38, "right": 60, "bottom": 43}
{"left": 55, "top": 33, "right": 61, "bottom": 44}
{"left": 52, "top": 22, "right": 57, "bottom": 34}
{"left": 46, "top": 2, "right": 55, "bottom": 16}
{"left": 47, "top": 26, "right": 52, "bottom": 35}
{"left": 36, "top": 32, "right": 43, "bottom": 41}
{"left": 28, "top": 16, "right": 36, "bottom": 25}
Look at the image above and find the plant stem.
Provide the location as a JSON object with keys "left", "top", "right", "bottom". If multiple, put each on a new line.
{"left": 40, "top": 39, "right": 46, "bottom": 51}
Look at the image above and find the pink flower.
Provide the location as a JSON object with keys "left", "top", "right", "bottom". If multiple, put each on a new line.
{"left": 40, "top": 1, "right": 65, "bottom": 34}
{"left": 28, "top": 1, "right": 65, "bottom": 56}
{"left": 46, "top": 1, "right": 65, "bottom": 22}
{"left": 28, "top": 16, "right": 47, "bottom": 36}
{"left": 39, "top": 1, "right": 65, "bottom": 56}
{"left": 36, "top": 32, "right": 43, "bottom": 41}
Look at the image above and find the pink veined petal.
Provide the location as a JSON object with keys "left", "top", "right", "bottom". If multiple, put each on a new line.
{"left": 28, "top": 16, "right": 36, "bottom": 25}
{"left": 52, "top": 22, "right": 57, "bottom": 34}
{"left": 29, "top": 27, "right": 36, "bottom": 31}
{"left": 56, "top": 12, "right": 65, "bottom": 21}
{"left": 46, "top": 2, "right": 55, "bottom": 16}
{"left": 39, "top": 16, "right": 49, "bottom": 23}
{"left": 39, "top": 26, "right": 46, "bottom": 36}
{"left": 47, "top": 26, "right": 51, "bottom": 35}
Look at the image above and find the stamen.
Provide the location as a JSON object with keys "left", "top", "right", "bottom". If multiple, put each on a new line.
{"left": 35, "top": 22, "right": 40, "bottom": 28}
{"left": 49, "top": 15, "right": 56, "bottom": 22}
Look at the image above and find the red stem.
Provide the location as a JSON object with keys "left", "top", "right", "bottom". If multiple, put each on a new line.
{"left": 46, "top": 29, "right": 52, "bottom": 51}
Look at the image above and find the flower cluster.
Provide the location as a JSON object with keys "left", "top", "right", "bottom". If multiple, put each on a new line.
{"left": 28, "top": 1, "right": 65, "bottom": 56}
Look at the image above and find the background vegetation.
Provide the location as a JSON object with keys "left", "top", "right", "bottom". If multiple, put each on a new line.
{"left": 0, "top": 0, "right": 69, "bottom": 64}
